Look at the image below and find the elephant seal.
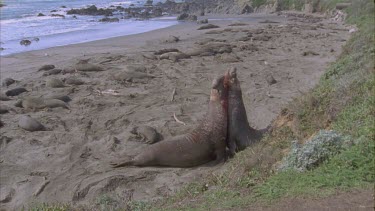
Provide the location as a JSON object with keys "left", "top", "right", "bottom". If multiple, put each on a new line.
{"left": 226, "top": 67, "right": 264, "bottom": 155}
{"left": 21, "top": 97, "right": 69, "bottom": 110}
{"left": 111, "top": 73, "right": 229, "bottom": 168}
{"left": 6, "top": 87, "right": 27, "bottom": 96}
{"left": 18, "top": 115, "right": 45, "bottom": 132}
{"left": 46, "top": 78, "right": 65, "bottom": 88}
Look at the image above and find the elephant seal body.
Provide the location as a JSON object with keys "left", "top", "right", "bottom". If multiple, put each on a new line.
{"left": 22, "top": 97, "right": 69, "bottom": 110}
{"left": 18, "top": 115, "right": 45, "bottom": 132}
{"left": 46, "top": 78, "right": 65, "bottom": 88}
{"left": 112, "top": 73, "right": 229, "bottom": 168}
{"left": 6, "top": 87, "right": 27, "bottom": 96}
{"left": 227, "top": 67, "right": 263, "bottom": 155}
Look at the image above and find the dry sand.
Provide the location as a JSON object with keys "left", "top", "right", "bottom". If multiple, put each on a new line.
{"left": 0, "top": 13, "right": 351, "bottom": 210}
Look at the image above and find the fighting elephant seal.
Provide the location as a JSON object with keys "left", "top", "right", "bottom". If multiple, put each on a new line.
{"left": 111, "top": 72, "right": 229, "bottom": 168}
{"left": 226, "top": 67, "right": 265, "bottom": 155}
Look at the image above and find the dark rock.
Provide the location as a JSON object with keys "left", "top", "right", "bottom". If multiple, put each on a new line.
{"left": 197, "top": 24, "right": 220, "bottom": 30}
{"left": 2, "top": 78, "right": 16, "bottom": 87}
{"left": 20, "top": 39, "right": 32, "bottom": 46}
{"left": 37, "top": 13, "right": 45, "bottom": 17}
{"left": 38, "top": 64, "right": 55, "bottom": 71}
{"left": 5, "top": 87, "right": 27, "bottom": 96}
{"left": 50, "top": 9, "right": 58, "bottom": 12}
{"left": 144, "top": 0, "right": 153, "bottom": 7}
{"left": 33, "top": 37, "right": 40, "bottom": 42}
{"left": 197, "top": 19, "right": 208, "bottom": 24}
{"left": 18, "top": 115, "right": 46, "bottom": 132}
{"left": 51, "top": 14, "right": 65, "bottom": 18}
{"left": 177, "top": 13, "right": 197, "bottom": 21}
{"left": 0, "top": 3, "right": 6, "bottom": 7}
{"left": 241, "top": 4, "right": 253, "bottom": 14}
{"left": 67, "top": 5, "right": 113, "bottom": 16}
{"left": 266, "top": 74, "right": 277, "bottom": 85}
{"left": 99, "top": 17, "right": 119, "bottom": 22}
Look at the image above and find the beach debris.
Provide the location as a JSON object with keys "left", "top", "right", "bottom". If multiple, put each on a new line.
{"left": 2, "top": 78, "right": 16, "bottom": 87}
{"left": 5, "top": 87, "right": 27, "bottom": 96}
{"left": 20, "top": 39, "right": 32, "bottom": 46}
{"left": 173, "top": 113, "right": 186, "bottom": 126}
{"left": 197, "top": 24, "right": 220, "bottom": 30}
{"left": 302, "top": 50, "right": 319, "bottom": 56}
{"left": 38, "top": 64, "right": 55, "bottom": 71}
{"left": 18, "top": 115, "right": 46, "bottom": 132}
{"left": 94, "top": 89, "right": 121, "bottom": 96}
{"left": 170, "top": 88, "right": 176, "bottom": 102}
{"left": 46, "top": 78, "right": 65, "bottom": 88}
{"left": 130, "top": 125, "right": 163, "bottom": 144}
{"left": 33, "top": 179, "right": 50, "bottom": 196}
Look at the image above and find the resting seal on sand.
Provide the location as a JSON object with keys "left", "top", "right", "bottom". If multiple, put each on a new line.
{"left": 111, "top": 72, "right": 229, "bottom": 168}
{"left": 18, "top": 115, "right": 45, "bottom": 132}
{"left": 227, "top": 67, "right": 264, "bottom": 155}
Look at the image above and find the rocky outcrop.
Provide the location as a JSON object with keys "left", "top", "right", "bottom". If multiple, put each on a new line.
{"left": 67, "top": 5, "right": 114, "bottom": 16}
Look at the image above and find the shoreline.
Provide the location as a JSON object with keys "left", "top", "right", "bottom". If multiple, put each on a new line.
{"left": 0, "top": 13, "right": 282, "bottom": 80}
{"left": 0, "top": 12, "right": 351, "bottom": 210}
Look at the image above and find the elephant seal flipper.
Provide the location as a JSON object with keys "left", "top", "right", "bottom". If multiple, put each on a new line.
{"left": 111, "top": 73, "right": 229, "bottom": 168}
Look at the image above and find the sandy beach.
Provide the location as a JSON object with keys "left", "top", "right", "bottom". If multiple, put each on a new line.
{"left": 0, "top": 12, "right": 350, "bottom": 210}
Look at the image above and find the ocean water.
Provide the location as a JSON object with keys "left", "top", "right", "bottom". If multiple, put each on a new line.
{"left": 0, "top": 0, "right": 177, "bottom": 56}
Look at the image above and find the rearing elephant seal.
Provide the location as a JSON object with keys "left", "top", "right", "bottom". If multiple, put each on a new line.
{"left": 227, "top": 67, "right": 264, "bottom": 155}
{"left": 111, "top": 72, "right": 229, "bottom": 168}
